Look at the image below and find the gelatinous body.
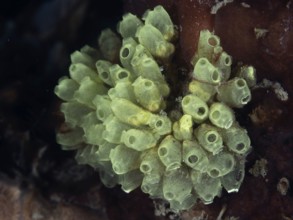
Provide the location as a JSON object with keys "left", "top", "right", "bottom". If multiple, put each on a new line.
{"left": 55, "top": 5, "right": 254, "bottom": 212}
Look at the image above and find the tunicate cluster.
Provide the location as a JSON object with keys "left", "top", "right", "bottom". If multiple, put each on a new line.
{"left": 55, "top": 5, "right": 255, "bottom": 211}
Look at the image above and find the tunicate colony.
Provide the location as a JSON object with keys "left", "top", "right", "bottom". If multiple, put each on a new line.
{"left": 55, "top": 5, "right": 256, "bottom": 211}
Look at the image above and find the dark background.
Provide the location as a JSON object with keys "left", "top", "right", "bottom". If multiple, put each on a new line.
{"left": 0, "top": 1, "right": 293, "bottom": 220}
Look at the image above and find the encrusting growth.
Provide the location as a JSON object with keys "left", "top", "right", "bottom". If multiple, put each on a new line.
{"left": 54, "top": 5, "right": 255, "bottom": 211}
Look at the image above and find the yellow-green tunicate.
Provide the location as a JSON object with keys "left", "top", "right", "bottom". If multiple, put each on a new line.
{"left": 73, "top": 77, "right": 108, "bottom": 107}
{"left": 182, "top": 140, "right": 209, "bottom": 172}
{"left": 110, "top": 144, "right": 141, "bottom": 174}
{"left": 213, "top": 45, "right": 223, "bottom": 58}
{"left": 221, "top": 157, "right": 245, "bottom": 193}
{"left": 96, "top": 141, "right": 116, "bottom": 161}
{"left": 162, "top": 167, "right": 193, "bottom": 202}
{"left": 143, "top": 5, "right": 175, "bottom": 41}
{"left": 207, "top": 152, "right": 235, "bottom": 178}
{"left": 188, "top": 79, "right": 216, "bottom": 102}
{"left": 140, "top": 149, "right": 165, "bottom": 174}
{"left": 98, "top": 161, "right": 119, "bottom": 188}
{"left": 172, "top": 122, "right": 181, "bottom": 140}
{"left": 119, "top": 38, "right": 138, "bottom": 71}
{"left": 132, "top": 76, "right": 163, "bottom": 112}
{"left": 158, "top": 135, "right": 182, "bottom": 171}
{"left": 144, "top": 170, "right": 162, "bottom": 187}
{"left": 80, "top": 111, "right": 100, "bottom": 130}
{"left": 192, "top": 29, "right": 220, "bottom": 64}
{"left": 118, "top": 169, "right": 144, "bottom": 193}
{"left": 130, "top": 44, "right": 153, "bottom": 69}
{"left": 131, "top": 56, "right": 170, "bottom": 96}
{"left": 108, "top": 81, "right": 136, "bottom": 102}
{"left": 181, "top": 94, "right": 209, "bottom": 123}
{"left": 54, "top": 77, "right": 79, "bottom": 102}
{"left": 121, "top": 128, "right": 157, "bottom": 151}
{"left": 117, "top": 13, "right": 143, "bottom": 39}
{"left": 209, "top": 102, "right": 235, "bottom": 129}
{"left": 217, "top": 77, "right": 251, "bottom": 108}
{"left": 56, "top": 127, "right": 84, "bottom": 150}
{"left": 79, "top": 45, "right": 101, "bottom": 59}
{"left": 133, "top": 56, "right": 163, "bottom": 80}
{"left": 215, "top": 51, "right": 232, "bottom": 81}
{"left": 102, "top": 115, "right": 131, "bottom": 144}
{"left": 83, "top": 123, "right": 105, "bottom": 145}
{"left": 194, "top": 124, "right": 223, "bottom": 155}
{"left": 236, "top": 65, "right": 257, "bottom": 87}
{"left": 169, "top": 193, "right": 198, "bottom": 212}
{"left": 193, "top": 57, "right": 221, "bottom": 84}
{"left": 221, "top": 125, "right": 251, "bottom": 155}
{"left": 98, "top": 28, "right": 121, "bottom": 62}
{"left": 111, "top": 98, "right": 153, "bottom": 127}
{"left": 109, "top": 64, "right": 134, "bottom": 84}
{"left": 54, "top": 4, "right": 255, "bottom": 211}
{"left": 148, "top": 115, "right": 172, "bottom": 135}
{"left": 136, "top": 24, "right": 174, "bottom": 59}
{"left": 92, "top": 95, "right": 112, "bottom": 121}
{"left": 69, "top": 63, "right": 101, "bottom": 84}
{"left": 173, "top": 114, "right": 193, "bottom": 140}
{"left": 73, "top": 146, "right": 86, "bottom": 164}
{"left": 191, "top": 171, "right": 222, "bottom": 204}
{"left": 76, "top": 145, "right": 100, "bottom": 167}
{"left": 95, "top": 60, "right": 113, "bottom": 86}
{"left": 70, "top": 47, "right": 97, "bottom": 70}
{"left": 60, "top": 102, "right": 92, "bottom": 127}
{"left": 141, "top": 173, "right": 163, "bottom": 197}
{"left": 75, "top": 145, "right": 93, "bottom": 165}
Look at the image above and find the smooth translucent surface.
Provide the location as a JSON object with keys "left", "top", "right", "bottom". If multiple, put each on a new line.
{"left": 158, "top": 135, "right": 182, "bottom": 171}
{"left": 209, "top": 102, "right": 235, "bottom": 129}
{"left": 181, "top": 94, "right": 209, "bottom": 123}
{"left": 54, "top": 5, "right": 254, "bottom": 211}
{"left": 217, "top": 77, "right": 251, "bottom": 108}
